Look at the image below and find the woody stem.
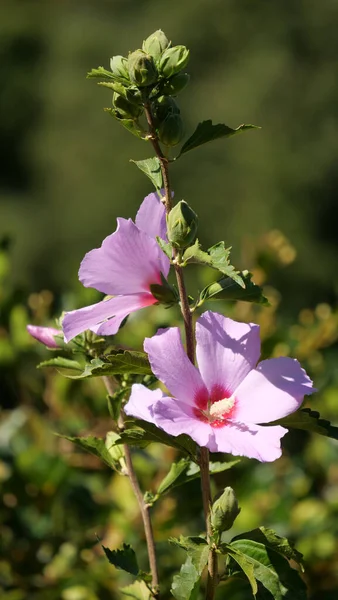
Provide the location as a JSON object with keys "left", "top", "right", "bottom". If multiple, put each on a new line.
{"left": 143, "top": 101, "right": 217, "bottom": 600}
{"left": 102, "top": 376, "right": 159, "bottom": 598}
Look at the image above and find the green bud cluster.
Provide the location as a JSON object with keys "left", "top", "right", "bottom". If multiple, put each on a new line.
{"left": 90, "top": 29, "right": 190, "bottom": 146}
{"left": 112, "top": 92, "right": 143, "bottom": 120}
{"left": 151, "top": 96, "right": 184, "bottom": 147}
{"left": 210, "top": 487, "right": 241, "bottom": 534}
{"left": 142, "top": 30, "right": 170, "bottom": 62}
{"left": 127, "top": 50, "right": 158, "bottom": 87}
{"left": 167, "top": 200, "right": 198, "bottom": 249}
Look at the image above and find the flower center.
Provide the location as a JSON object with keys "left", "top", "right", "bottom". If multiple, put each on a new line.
{"left": 209, "top": 395, "right": 235, "bottom": 419}
{"left": 194, "top": 386, "right": 236, "bottom": 428}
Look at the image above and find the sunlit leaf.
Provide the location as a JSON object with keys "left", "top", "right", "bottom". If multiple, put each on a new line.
{"left": 37, "top": 356, "right": 84, "bottom": 374}
{"left": 231, "top": 527, "right": 304, "bottom": 569}
{"left": 87, "top": 66, "right": 115, "bottom": 79}
{"left": 226, "top": 539, "right": 307, "bottom": 600}
{"left": 121, "top": 581, "right": 151, "bottom": 600}
{"left": 149, "top": 458, "right": 240, "bottom": 503}
{"left": 170, "top": 537, "right": 209, "bottom": 600}
{"left": 178, "top": 120, "right": 259, "bottom": 156}
{"left": 105, "top": 109, "right": 146, "bottom": 139}
{"left": 61, "top": 351, "right": 152, "bottom": 379}
{"left": 130, "top": 157, "right": 163, "bottom": 189}
{"left": 182, "top": 240, "right": 243, "bottom": 286}
{"left": 156, "top": 236, "right": 172, "bottom": 259}
{"left": 197, "top": 271, "right": 269, "bottom": 307}
{"left": 55, "top": 434, "right": 121, "bottom": 471}
{"left": 225, "top": 546, "right": 258, "bottom": 596}
{"left": 267, "top": 407, "right": 338, "bottom": 440}
{"left": 115, "top": 421, "right": 197, "bottom": 459}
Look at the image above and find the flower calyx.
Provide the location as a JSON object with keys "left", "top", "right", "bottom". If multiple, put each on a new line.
{"left": 167, "top": 200, "right": 198, "bottom": 249}
{"left": 210, "top": 487, "right": 241, "bottom": 535}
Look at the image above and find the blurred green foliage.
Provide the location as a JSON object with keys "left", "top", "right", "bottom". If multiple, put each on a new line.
{"left": 1, "top": 1, "right": 338, "bottom": 598}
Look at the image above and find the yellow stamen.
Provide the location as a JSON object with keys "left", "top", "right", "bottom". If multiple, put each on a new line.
{"left": 209, "top": 395, "right": 235, "bottom": 419}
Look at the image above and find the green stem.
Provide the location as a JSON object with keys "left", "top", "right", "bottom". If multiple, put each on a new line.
{"left": 143, "top": 102, "right": 217, "bottom": 599}
{"left": 102, "top": 376, "right": 159, "bottom": 598}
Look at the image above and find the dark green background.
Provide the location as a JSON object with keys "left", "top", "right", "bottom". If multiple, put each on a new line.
{"left": 1, "top": 0, "right": 338, "bottom": 310}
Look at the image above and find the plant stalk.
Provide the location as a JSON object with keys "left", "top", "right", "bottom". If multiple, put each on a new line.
{"left": 143, "top": 102, "right": 217, "bottom": 599}
{"left": 102, "top": 376, "right": 159, "bottom": 597}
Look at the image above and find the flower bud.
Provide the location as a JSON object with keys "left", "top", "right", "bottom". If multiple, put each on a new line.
{"left": 110, "top": 55, "right": 130, "bottom": 82}
{"left": 159, "top": 45, "right": 190, "bottom": 78}
{"left": 167, "top": 200, "right": 198, "bottom": 249}
{"left": 160, "top": 72, "right": 190, "bottom": 96}
{"left": 154, "top": 95, "right": 180, "bottom": 122}
{"left": 27, "top": 325, "right": 63, "bottom": 348}
{"left": 142, "top": 30, "right": 170, "bottom": 62}
{"left": 149, "top": 280, "right": 178, "bottom": 306}
{"left": 210, "top": 487, "right": 240, "bottom": 534}
{"left": 105, "top": 432, "right": 125, "bottom": 468}
{"left": 113, "top": 92, "right": 143, "bottom": 119}
{"left": 127, "top": 50, "right": 158, "bottom": 87}
{"left": 158, "top": 113, "right": 184, "bottom": 147}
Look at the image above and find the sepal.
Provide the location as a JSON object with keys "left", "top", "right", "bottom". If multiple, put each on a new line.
{"left": 210, "top": 487, "right": 240, "bottom": 534}
{"left": 159, "top": 72, "right": 190, "bottom": 96}
{"left": 167, "top": 201, "right": 198, "bottom": 249}
{"left": 159, "top": 45, "right": 190, "bottom": 78}
{"left": 127, "top": 50, "right": 158, "bottom": 87}
{"left": 142, "top": 30, "right": 170, "bottom": 62}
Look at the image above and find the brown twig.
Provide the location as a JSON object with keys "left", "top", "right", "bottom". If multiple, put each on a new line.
{"left": 102, "top": 376, "right": 159, "bottom": 597}
{"left": 143, "top": 103, "right": 217, "bottom": 599}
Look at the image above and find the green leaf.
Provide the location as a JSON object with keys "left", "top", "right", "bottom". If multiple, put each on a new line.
{"left": 156, "top": 236, "right": 172, "bottom": 259}
{"left": 102, "top": 543, "right": 139, "bottom": 576}
{"left": 150, "top": 458, "right": 240, "bottom": 504}
{"left": 107, "top": 387, "right": 128, "bottom": 421}
{"left": 170, "top": 537, "right": 210, "bottom": 600}
{"left": 87, "top": 66, "right": 115, "bottom": 79}
{"left": 171, "top": 556, "right": 201, "bottom": 600}
{"left": 178, "top": 120, "right": 260, "bottom": 156}
{"left": 105, "top": 431, "right": 125, "bottom": 469}
{"left": 156, "top": 458, "right": 190, "bottom": 495}
{"left": 231, "top": 527, "right": 304, "bottom": 569}
{"left": 208, "top": 243, "right": 244, "bottom": 286}
{"left": 197, "top": 271, "right": 269, "bottom": 307}
{"left": 56, "top": 434, "right": 121, "bottom": 471}
{"left": 227, "top": 540, "right": 307, "bottom": 600}
{"left": 37, "top": 357, "right": 84, "bottom": 374}
{"left": 104, "top": 109, "right": 146, "bottom": 139}
{"left": 130, "top": 157, "right": 163, "bottom": 189}
{"left": 225, "top": 546, "right": 258, "bottom": 596}
{"left": 266, "top": 407, "right": 338, "bottom": 440}
{"left": 121, "top": 581, "right": 151, "bottom": 600}
{"left": 63, "top": 351, "right": 152, "bottom": 379}
{"left": 182, "top": 240, "right": 244, "bottom": 286}
{"left": 116, "top": 420, "right": 197, "bottom": 459}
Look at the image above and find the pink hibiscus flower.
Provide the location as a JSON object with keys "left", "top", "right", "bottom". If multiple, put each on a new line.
{"left": 27, "top": 325, "right": 62, "bottom": 348}
{"left": 62, "top": 192, "right": 169, "bottom": 342}
{"left": 125, "top": 311, "right": 316, "bottom": 462}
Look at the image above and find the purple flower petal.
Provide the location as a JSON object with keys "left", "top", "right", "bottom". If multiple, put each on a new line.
{"left": 234, "top": 357, "right": 316, "bottom": 424}
{"left": 153, "top": 398, "right": 215, "bottom": 448}
{"left": 124, "top": 384, "right": 165, "bottom": 424}
{"left": 144, "top": 327, "right": 207, "bottom": 405}
{"left": 63, "top": 293, "right": 156, "bottom": 342}
{"left": 212, "top": 421, "right": 287, "bottom": 462}
{"left": 135, "top": 192, "right": 167, "bottom": 240}
{"left": 27, "top": 325, "right": 62, "bottom": 348}
{"left": 196, "top": 311, "right": 260, "bottom": 397}
{"left": 79, "top": 218, "right": 170, "bottom": 296}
